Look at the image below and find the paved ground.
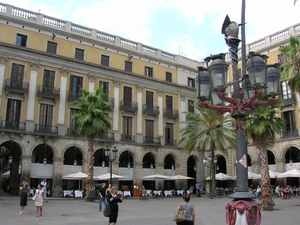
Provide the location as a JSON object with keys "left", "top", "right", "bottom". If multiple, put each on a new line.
{"left": 0, "top": 192, "right": 300, "bottom": 225}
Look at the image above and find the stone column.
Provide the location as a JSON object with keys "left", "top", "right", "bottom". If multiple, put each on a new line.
{"left": 136, "top": 86, "right": 143, "bottom": 143}
{"left": 179, "top": 95, "right": 186, "bottom": 138}
{"left": 0, "top": 57, "right": 7, "bottom": 108}
{"left": 26, "top": 63, "right": 39, "bottom": 133}
{"left": 57, "top": 69, "right": 68, "bottom": 135}
{"left": 89, "top": 75, "right": 95, "bottom": 92}
{"left": 113, "top": 81, "right": 120, "bottom": 141}
{"left": 158, "top": 91, "right": 164, "bottom": 144}
{"left": 52, "top": 157, "right": 64, "bottom": 196}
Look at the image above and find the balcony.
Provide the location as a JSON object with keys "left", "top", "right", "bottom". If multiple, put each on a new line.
{"left": 67, "top": 91, "right": 82, "bottom": 101}
{"left": 165, "top": 139, "right": 177, "bottom": 146}
{"left": 282, "top": 129, "right": 298, "bottom": 139}
{"left": 37, "top": 85, "right": 60, "bottom": 99}
{"left": 66, "top": 128, "right": 83, "bottom": 137}
{"left": 143, "top": 104, "right": 159, "bottom": 116}
{"left": 143, "top": 136, "right": 161, "bottom": 145}
{"left": 0, "top": 120, "right": 26, "bottom": 132}
{"left": 283, "top": 96, "right": 296, "bottom": 106}
{"left": 4, "top": 79, "right": 29, "bottom": 94}
{"left": 34, "top": 124, "right": 58, "bottom": 135}
{"left": 121, "top": 134, "right": 135, "bottom": 142}
{"left": 120, "top": 100, "right": 138, "bottom": 112}
{"left": 96, "top": 132, "right": 115, "bottom": 140}
{"left": 163, "top": 108, "right": 179, "bottom": 119}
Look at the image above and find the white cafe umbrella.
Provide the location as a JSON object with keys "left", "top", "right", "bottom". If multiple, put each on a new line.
{"left": 141, "top": 174, "right": 171, "bottom": 190}
{"left": 169, "top": 174, "right": 194, "bottom": 189}
{"left": 63, "top": 171, "right": 88, "bottom": 189}
{"left": 277, "top": 168, "right": 300, "bottom": 178}
{"left": 268, "top": 170, "right": 281, "bottom": 179}
{"left": 233, "top": 171, "right": 261, "bottom": 180}
{"left": 94, "top": 173, "right": 125, "bottom": 180}
{"left": 206, "top": 172, "right": 235, "bottom": 181}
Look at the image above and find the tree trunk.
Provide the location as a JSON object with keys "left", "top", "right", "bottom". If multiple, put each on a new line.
{"left": 85, "top": 135, "right": 95, "bottom": 202}
{"left": 211, "top": 145, "right": 216, "bottom": 198}
{"left": 259, "top": 147, "right": 275, "bottom": 211}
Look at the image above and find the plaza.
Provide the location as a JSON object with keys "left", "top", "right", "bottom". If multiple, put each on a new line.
{"left": 0, "top": 192, "right": 299, "bottom": 225}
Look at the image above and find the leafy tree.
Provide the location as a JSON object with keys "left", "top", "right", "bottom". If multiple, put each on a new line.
{"left": 280, "top": 36, "right": 300, "bottom": 91}
{"left": 72, "top": 87, "right": 113, "bottom": 201}
{"left": 178, "top": 103, "right": 236, "bottom": 197}
{"left": 245, "top": 96, "right": 284, "bottom": 211}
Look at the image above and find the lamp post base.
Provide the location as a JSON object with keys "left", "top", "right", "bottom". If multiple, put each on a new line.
{"left": 225, "top": 198, "right": 261, "bottom": 225}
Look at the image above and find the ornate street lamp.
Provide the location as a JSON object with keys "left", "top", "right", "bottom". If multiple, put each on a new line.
{"left": 197, "top": 15, "right": 280, "bottom": 224}
{"left": 73, "top": 145, "right": 77, "bottom": 166}
{"left": 43, "top": 143, "right": 47, "bottom": 166}
{"left": 8, "top": 155, "right": 13, "bottom": 164}
{"left": 105, "top": 146, "right": 118, "bottom": 185}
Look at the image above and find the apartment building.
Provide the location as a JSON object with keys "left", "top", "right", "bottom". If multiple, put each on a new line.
{"left": 0, "top": 3, "right": 208, "bottom": 195}
{"left": 240, "top": 23, "right": 300, "bottom": 187}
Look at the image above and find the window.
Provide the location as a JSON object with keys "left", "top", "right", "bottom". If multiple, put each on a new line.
{"left": 43, "top": 70, "right": 55, "bottom": 94}
{"left": 39, "top": 104, "right": 53, "bottom": 132}
{"left": 101, "top": 55, "right": 110, "bottom": 66}
{"left": 145, "top": 67, "right": 153, "bottom": 77}
{"left": 10, "top": 63, "right": 24, "bottom": 88}
{"left": 283, "top": 110, "right": 296, "bottom": 136}
{"left": 125, "top": 61, "right": 132, "bottom": 72}
{"left": 281, "top": 81, "right": 293, "bottom": 100}
{"left": 166, "top": 72, "right": 172, "bottom": 82}
{"left": 47, "top": 41, "right": 57, "bottom": 54}
{"left": 145, "top": 120, "right": 154, "bottom": 142}
{"left": 165, "top": 123, "right": 174, "bottom": 145}
{"left": 146, "top": 91, "right": 153, "bottom": 107}
{"left": 122, "top": 116, "right": 132, "bottom": 139}
{"left": 188, "top": 78, "right": 195, "bottom": 87}
{"left": 70, "top": 75, "right": 83, "bottom": 97}
{"left": 99, "top": 80, "right": 109, "bottom": 101}
{"left": 16, "top": 33, "right": 27, "bottom": 47}
{"left": 75, "top": 48, "right": 84, "bottom": 60}
{"left": 5, "top": 99, "right": 21, "bottom": 129}
{"left": 277, "top": 54, "right": 285, "bottom": 65}
{"left": 188, "top": 100, "right": 194, "bottom": 113}
{"left": 166, "top": 95, "right": 173, "bottom": 111}
{"left": 123, "top": 86, "right": 132, "bottom": 106}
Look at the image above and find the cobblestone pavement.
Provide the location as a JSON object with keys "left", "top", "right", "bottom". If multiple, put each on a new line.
{"left": 0, "top": 192, "right": 300, "bottom": 225}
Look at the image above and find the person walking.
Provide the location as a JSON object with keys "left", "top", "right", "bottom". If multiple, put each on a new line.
{"left": 195, "top": 182, "right": 201, "bottom": 197}
{"left": 99, "top": 183, "right": 107, "bottom": 211}
{"left": 34, "top": 184, "right": 44, "bottom": 217}
{"left": 106, "top": 186, "right": 123, "bottom": 225}
{"left": 174, "top": 194, "right": 195, "bottom": 225}
{"left": 19, "top": 178, "right": 30, "bottom": 215}
{"left": 106, "top": 183, "right": 112, "bottom": 196}
{"left": 40, "top": 179, "right": 48, "bottom": 202}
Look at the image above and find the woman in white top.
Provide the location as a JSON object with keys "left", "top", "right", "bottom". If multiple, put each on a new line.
{"left": 34, "top": 184, "right": 44, "bottom": 217}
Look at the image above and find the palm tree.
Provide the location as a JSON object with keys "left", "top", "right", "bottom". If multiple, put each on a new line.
{"left": 72, "top": 86, "right": 113, "bottom": 201}
{"left": 245, "top": 96, "right": 284, "bottom": 211}
{"left": 178, "top": 104, "right": 236, "bottom": 197}
{"left": 280, "top": 36, "right": 300, "bottom": 91}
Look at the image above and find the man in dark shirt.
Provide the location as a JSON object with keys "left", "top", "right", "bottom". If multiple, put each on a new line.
{"left": 19, "top": 178, "right": 30, "bottom": 214}
{"left": 99, "top": 183, "right": 107, "bottom": 211}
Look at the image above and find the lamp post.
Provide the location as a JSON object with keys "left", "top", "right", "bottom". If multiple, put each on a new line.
{"left": 43, "top": 142, "right": 47, "bottom": 166}
{"left": 73, "top": 145, "right": 77, "bottom": 166}
{"left": 105, "top": 146, "right": 118, "bottom": 185}
{"left": 196, "top": 15, "right": 280, "bottom": 224}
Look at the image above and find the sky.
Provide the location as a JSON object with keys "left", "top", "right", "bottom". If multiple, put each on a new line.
{"left": 2, "top": 0, "right": 300, "bottom": 61}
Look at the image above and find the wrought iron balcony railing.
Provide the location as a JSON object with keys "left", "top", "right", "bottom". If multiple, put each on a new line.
{"left": 4, "top": 79, "right": 29, "bottom": 94}
{"left": 34, "top": 124, "right": 58, "bottom": 135}
{"left": 121, "top": 134, "right": 135, "bottom": 142}
{"left": 0, "top": 120, "right": 26, "bottom": 131}
{"left": 163, "top": 108, "right": 179, "bottom": 119}
{"left": 143, "top": 104, "right": 159, "bottom": 115}
{"left": 67, "top": 91, "right": 82, "bottom": 101}
{"left": 120, "top": 100, "right": 138, "bottom": 112}
{"left": 165, "top": 139, "right": 177, "bottom": 146}
{"left": 37, "top": 85, "right": 60, "bottom": 99}
{"left": 143, "top": 136, "right": 161, "bottom": 145}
